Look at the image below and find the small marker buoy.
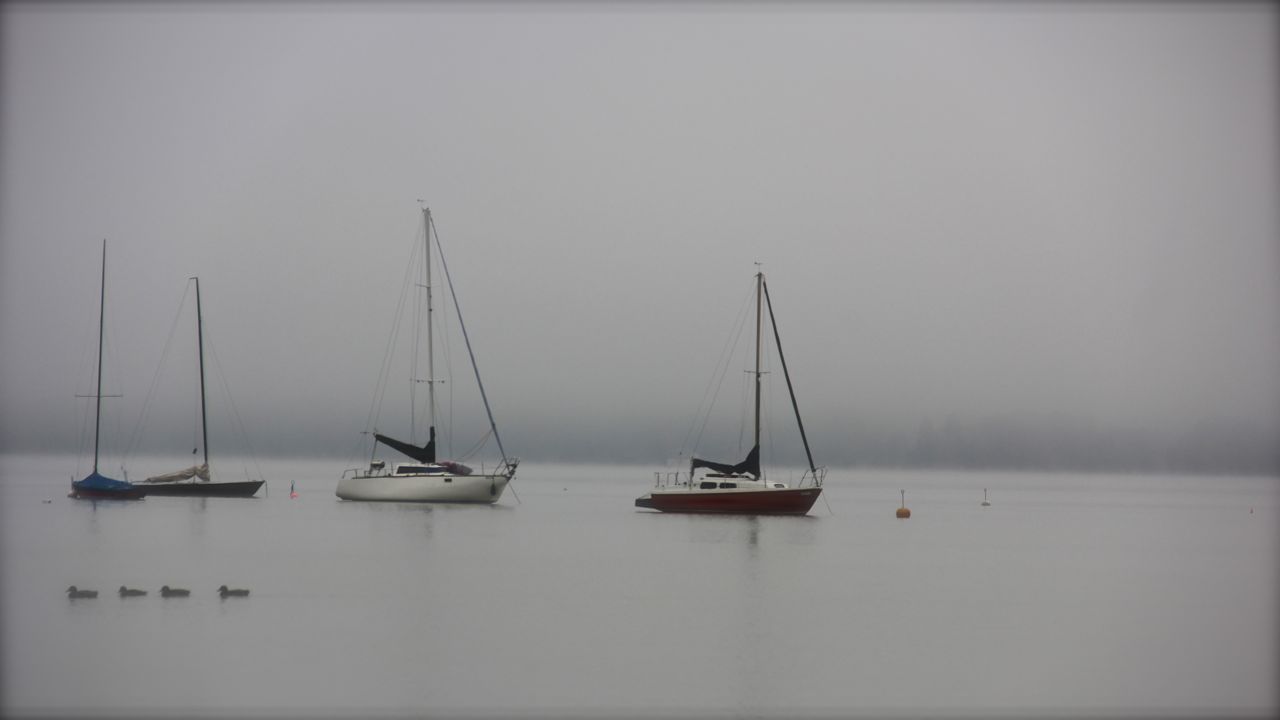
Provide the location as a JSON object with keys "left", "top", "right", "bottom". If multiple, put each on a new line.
{"left": 981, "top": 488, "right": 991, "bottom": 507}
{"left": 896, "top": 489, "right": 911, "bottom": 519}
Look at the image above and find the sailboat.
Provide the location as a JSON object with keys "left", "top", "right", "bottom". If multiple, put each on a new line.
{"left": 70, "top": 240, "right": 145, "bottom": 500}
{"left": 335, "top": 206, "right": 517, "bottom": 503}
{"left": 138, "top": 277, "right": 264, "bottom": 498}
{"left": 635, "top": 270, "right": 824, "bottom": 515}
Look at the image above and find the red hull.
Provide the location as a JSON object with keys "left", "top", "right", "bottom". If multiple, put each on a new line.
{"left": 635, "top": 486, "right": 820, "bottom": 515}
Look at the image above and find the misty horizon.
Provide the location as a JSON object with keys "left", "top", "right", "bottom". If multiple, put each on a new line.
{"left": 2, "top": 3, "right": 1277, "bottom": 480}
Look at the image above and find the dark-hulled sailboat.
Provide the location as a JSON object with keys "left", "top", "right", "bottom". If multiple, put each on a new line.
{"left": 138, "top": 277, "right": 264, "bottom": 498}
{"left": 635, "top": 270, "right": 824, "bottom": 515}
{"left": 71, "top": 240, "right": 145, "bottom": 500}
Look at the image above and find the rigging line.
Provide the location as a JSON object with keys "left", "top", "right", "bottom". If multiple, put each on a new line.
{"left": 124, "top": 282, "right": 191, "bottom": 465}
{"left": 206, "top": 332, "right": 266, "bottom": 485}
{"left": 436, "top": 252, "right": 456, "bottom": 460}
{"left": 73, "top": 284, "right": 102, "bottom": 477}
{"left": 681, "top": 279, "right": 756, "bottom": 459}
{"left": 360, "top": 221, "right": 421, "bottom": 448}
{"left": 764, "top": 337, "right": 775, "bottom": 478}
{"left": 454, "top": 427, "right": 493, "bottom": 462}
{"left": 691, "top": 295, "right": 752, "bottom": 459}
{"left": 762, "top": 277, "right": 818, "bottom": 478}
{"left": 682, "top": 280, "right": 754, "bottom": 458}
{"left": 75, "top": 379, "right": 94, "bottom": 479}
{"left": 736, "top": 356, "right": 750, "bottom": 453}
{"left": 430, "top": 214, "right": 511, "bottom": 467}
{"left": 99, "top": 290, "right": 126, "bottom": 466}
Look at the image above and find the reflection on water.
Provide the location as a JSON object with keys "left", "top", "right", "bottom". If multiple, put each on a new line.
{"left": 1, "top": 455, "right": 1277, "bottom": 717}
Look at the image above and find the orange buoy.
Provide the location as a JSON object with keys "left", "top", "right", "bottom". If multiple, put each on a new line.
{"left": 896, "top": 489, "right": 911, "bottom": 519}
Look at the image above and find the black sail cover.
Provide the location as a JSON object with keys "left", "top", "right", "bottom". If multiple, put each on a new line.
{"left": 375, "top": 427, "right": 436, "bottom": 464}
{"left": 691, "top": 444, "right": 759, "bottom": 478}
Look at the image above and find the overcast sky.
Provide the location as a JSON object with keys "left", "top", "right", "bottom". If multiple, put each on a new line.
{"left": 1, "top": 2, "right": 1276, "bottom": 473}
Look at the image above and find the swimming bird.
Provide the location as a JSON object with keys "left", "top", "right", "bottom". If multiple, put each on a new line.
{"left": 218, "top": 585, "right": 249, "bottom": 598}
{"left": 66, "top": 586, "right": 97, "bottom": 599}
{"left": 119, "top": 586, "right": 147, "bottom": 597}
{"left": 160, "top": 585, "right": 190, "bottom": 597}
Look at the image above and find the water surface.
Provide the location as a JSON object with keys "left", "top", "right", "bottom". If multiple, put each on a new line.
{"left": 2, "top": 455, "right": 1276, "bottom": 718}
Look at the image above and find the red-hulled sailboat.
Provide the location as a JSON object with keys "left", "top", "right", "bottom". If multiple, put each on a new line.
{"left": 635, "top": 270, "right": 824, "bottom": 515}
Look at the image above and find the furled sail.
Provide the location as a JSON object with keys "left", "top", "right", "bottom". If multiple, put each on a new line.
{"left": 691, "top": 444, "right": 759, "bottom": 478}
{"left": 143, "top": 464, "right": 210, "bottom": 484}
{"left": 375, "top": 427, "right": 436, "bottom": 464}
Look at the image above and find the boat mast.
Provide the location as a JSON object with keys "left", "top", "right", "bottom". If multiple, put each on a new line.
{"left": 424, "top": 206, "right": 436, "bottom": 441}
{"left": 92, "top": 239, "right": 107, "bottom": 474}
{"left": 193, "top": 277, "right": 209, "bottom": 470}
{"left": 753, "top": 269, "right": 763, "bottom": 468}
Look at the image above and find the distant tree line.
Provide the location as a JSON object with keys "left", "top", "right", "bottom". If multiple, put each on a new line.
{"left": 815, "top": 414, "right": 1280, "bottom": 476}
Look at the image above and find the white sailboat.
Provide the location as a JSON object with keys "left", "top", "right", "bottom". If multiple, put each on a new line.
{"left": 336, "top": 206, "right": 517, "bottom": 503}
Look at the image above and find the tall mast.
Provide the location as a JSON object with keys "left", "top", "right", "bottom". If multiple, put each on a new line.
{"left": 93, "top": 239, "right": 107, "bottom": 474}
{"left": 424, "top": 206, "right": 436, "bottom": 437}
{"left": 753, "top": 270, "right": 763, "bottom": 458}
{"left": 193, "top": 277, "right": 209, "bottom": 469}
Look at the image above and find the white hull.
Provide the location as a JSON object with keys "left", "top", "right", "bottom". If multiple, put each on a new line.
{"left": 335, "top": 472, "right": 510, "bottom": 503}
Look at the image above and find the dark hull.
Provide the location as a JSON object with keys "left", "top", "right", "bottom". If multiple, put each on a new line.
{"left": 635, "top": 486, "right": 821, "bottom": 515}
{"left": 140, "top": 480, "right": 263, "bottom": 498}
{"left": 70, "top": 484, "right": 145, "bottom": 500}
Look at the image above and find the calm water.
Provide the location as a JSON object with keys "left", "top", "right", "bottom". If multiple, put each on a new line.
{"left": 1, "top": 454, "right": 1276, "bottom": 718}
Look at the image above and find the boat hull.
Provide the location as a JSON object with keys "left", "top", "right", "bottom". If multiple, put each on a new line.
{"left": 635, "top": 486, "right": 821, "bottom": 515}
{"left": 335, "top": 473, "right": 510, "bottom": 503}
{"left": 139, "top": 480, "right": 263, "bottom": 498}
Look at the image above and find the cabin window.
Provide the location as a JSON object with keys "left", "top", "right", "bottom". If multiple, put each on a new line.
{"left": 718, "top": 482, "right": 737, "bottom": 489}
{"left": 699, "top": 481, "right": 718, "bottom": 490}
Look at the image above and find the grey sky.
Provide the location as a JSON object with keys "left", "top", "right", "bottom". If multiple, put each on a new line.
{"left": 1, "top": 3, "right": 1277, "bottom": 473}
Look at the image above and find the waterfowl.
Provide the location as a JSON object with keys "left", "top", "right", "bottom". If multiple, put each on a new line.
{"left": 217, "top": 585, "right": 249, "bottom": 598}
{"left": 160, "top": 585, "right": 190, "bottom": 597}
{"left": 66, "top": 586, "right": 98, "bottom": 599}
{"left": 119, "top": 586, "right": 147, "bottom": 597}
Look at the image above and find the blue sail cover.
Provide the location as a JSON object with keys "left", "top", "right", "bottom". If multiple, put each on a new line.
{"left": 73, "top": 471, "right": 141, "bottom": 495}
